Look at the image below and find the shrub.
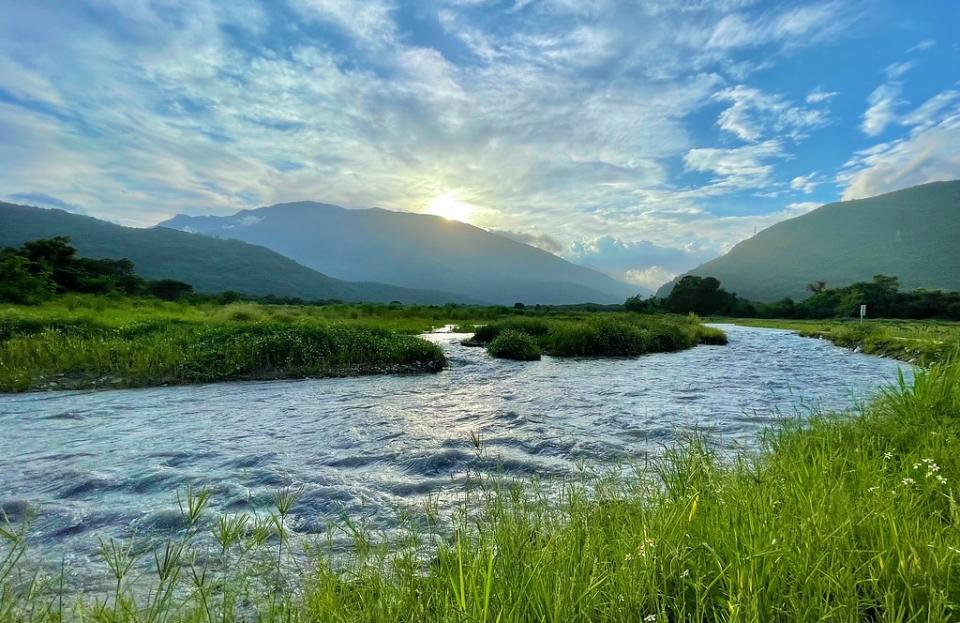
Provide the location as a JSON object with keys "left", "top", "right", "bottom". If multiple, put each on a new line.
{"left": 486, "top": 329, "right": 542, "bottom": 361}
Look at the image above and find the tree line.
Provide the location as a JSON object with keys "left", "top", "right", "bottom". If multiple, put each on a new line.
{"left": 0, "top": 236, "right": 195, "bottom": 304}
{"left": 625, "top": 274, "right": 960, "bottom": 320}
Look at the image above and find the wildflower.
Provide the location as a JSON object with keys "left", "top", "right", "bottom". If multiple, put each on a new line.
{"left": 883, "top": 452, "right": 893, "bottom": 460}
{"left": 902, "top": 478, "right": 916, "bottom": 487}
{"left": 681, "top": 569, "right": 690, "bottom": 578}
{"left": 645, "top": 615, "right": 657, "bottom": 622}
{"left": 867, "top": 485, "right": 880, "bottom": 492}
{"left": 913, "top": 463, "right": 921, "bottom": 470}
{"left": 936, "top": 475, "right": 948, "bottom": 485}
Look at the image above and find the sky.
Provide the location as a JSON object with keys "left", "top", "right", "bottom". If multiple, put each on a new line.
{"left": 1, "top": 0, "right": 958, "bottom": 290}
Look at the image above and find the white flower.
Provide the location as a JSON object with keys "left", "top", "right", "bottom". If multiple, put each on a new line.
{"left": 867, "top": 486, "right": 880, "bottom": 492}
{"left": 883, "top": 452, "right": 893, "bottom": 460}
{"left": 681, "top": 569, "right": 690, "bottom": 577}
{"left": 902, "top": 478, "right": 916, "bottom": 486}
{"left": 645, "top": 615, "right": 657, "bottom": 622}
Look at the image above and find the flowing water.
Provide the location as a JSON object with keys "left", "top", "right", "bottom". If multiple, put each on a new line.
{"left": 0, "top": 324, "right": 910, "bottom": 582}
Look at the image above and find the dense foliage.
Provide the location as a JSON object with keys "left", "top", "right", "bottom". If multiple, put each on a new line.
{"left": 0, "top": 237, "right": 195, "bottom": 304}
{"left": 629, "top": 274, "right": 960, "bottom": 320}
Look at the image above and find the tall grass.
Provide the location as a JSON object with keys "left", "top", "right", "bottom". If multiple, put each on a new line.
{"left": 0, "top": 310, "right": 446, "bottom": 392}
{"left": 6, "top": 356, "right": 958, "bottom": 621}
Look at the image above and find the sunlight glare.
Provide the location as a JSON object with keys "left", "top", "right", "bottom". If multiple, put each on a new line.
{"left": 426, "top": 194, "right": 475, "bottom": 223}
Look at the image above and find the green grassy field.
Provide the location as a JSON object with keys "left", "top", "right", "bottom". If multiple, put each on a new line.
{"left": 724, "top": 318, "right": 960, "bottom": 364}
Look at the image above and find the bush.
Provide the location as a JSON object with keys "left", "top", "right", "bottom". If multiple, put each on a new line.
{"left": 473, "top": 318, "right": 550, "bottom": 343}
{"left": 486, "top": 329, "right": 542, "bottom": 361}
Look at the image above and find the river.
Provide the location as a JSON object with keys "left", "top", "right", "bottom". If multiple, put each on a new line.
{"left": 0, "top": 324, "right": 909, "bottom": 581}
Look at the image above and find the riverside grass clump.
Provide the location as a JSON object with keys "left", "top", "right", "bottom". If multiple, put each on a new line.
{"left": 486, "top": 329, "right": 542, "bottom": 360}
{"left": 3, "top": 359, "right": 960, "bottom": 621}
{"left": 470, "top": 314, "right": 726, "bottom": 359}
{"left": 0, "top": 298, "right": 447, "bottom": 392}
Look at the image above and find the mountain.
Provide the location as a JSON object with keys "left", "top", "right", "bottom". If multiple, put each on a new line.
{"left": 656, "top": 180, "right": 960, "bottom": 302}
{"left": 0, "top": 202, "right": 477, "bottom": 304}
{"left": 160, "top": 202, "right": 640, "bottom": 305}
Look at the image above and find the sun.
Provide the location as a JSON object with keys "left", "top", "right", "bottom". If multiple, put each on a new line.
{"left": 426, "top": 193, "right": 475, "bottom": 223}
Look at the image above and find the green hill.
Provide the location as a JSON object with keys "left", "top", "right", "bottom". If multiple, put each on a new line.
{"left": 657, "top": 180, "right": 960, "bottom": 301}
{"left": 0, "top": 202, "right": 476, "bottom": 304}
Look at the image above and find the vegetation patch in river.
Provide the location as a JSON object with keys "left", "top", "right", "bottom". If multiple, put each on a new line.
{"left": 486, "top": 329, "right": 542, "bottom": 360}
{"left": 0, "top": 312, "right": 446, "bottom": 392}
{"left": 468, "top": 314, "right": 726, "bottom": 358}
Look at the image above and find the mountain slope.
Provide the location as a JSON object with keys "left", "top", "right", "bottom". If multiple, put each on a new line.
{"left": 0, "top": 202, "right": 477, "bottom": 304}
{"left": 161, "top": 202, "right": 639, "bottom": 305}
{"left": 656, "top": 180, "right": 960, "bottom": 301}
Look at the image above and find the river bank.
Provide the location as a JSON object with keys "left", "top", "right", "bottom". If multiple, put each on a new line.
{"left": 723, "top": 317, "right": 960, "bottom": 363}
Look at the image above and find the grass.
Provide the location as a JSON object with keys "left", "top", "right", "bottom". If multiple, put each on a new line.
{"left": 486, "top": 329, "right": 542, "bottom": 360}
{"left": 0, "top": 297, "right": 726, "bottom": 391}
{"left": 0, "top": 296, "right": 451, "bottom": 392}
{"left": 725, "top": 317, "right": 960, "bottom": 364}
{"left": 4, "top": 354, "right": 960, "bottom": 621}
{"left": 469, "top": 314, "right": 727, "bottom": 358}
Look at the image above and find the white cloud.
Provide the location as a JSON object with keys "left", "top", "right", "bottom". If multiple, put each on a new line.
{"left": 684, "top": 140, "right": 784, "bottom": 189}
{"left": 805, "top": 87, "right": 837, "bottom": 103}
{"left": 841, "top": 111, "right": 960, "bottom": 200}
{"left": 907, "top": 39, "right": 936, "bottom": 53}
{"left": 714, "top": 85, "right": 830, "bottom": 142}
{"left": 624, "top": 266, "right": 678, "bottom": 290}
{"left": 861, "top": 83, "right": 903, "bottom": 136}
{"left": 789, "top": 173, "right": 820, "bottom": 193}
{"left": 860, "top": 61, "right": 920, "bottom": 137}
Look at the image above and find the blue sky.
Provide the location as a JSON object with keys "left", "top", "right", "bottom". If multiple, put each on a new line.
{"left": 1, "top": 0, "right": 958, "bottom": 289}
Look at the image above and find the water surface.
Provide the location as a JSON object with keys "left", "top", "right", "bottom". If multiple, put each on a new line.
{"left": 0, "top": 324, "right": 908, "bottom": 574}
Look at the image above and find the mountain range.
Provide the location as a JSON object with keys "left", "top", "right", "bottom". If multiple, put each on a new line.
{"left": 0, "top": 202, "right": 477, "bottom": 304}
{"left": 160, "top": 202, "right": 639, "bottom": 305}
{"left": 657, "top": 180, "right": 960, "bottom": 301}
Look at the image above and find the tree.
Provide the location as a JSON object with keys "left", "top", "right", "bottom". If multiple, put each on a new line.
{"left": 146, "top": 279, "right": 194, "bottom": 301}
{"left": 663, "top": 276, "right": 737, "bottom": 315}
{"left": 0, "top": 251, "right": 55, "bottom": 304}
{"left": 806, "top": 281, "right": 826, "bottom": 294}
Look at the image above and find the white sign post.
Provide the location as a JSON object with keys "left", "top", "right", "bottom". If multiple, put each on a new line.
{"left": 860, "top": 304, "right": 866, "bottom": 324}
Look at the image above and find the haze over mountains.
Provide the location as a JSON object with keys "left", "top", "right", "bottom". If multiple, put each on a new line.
{"left": 0, "top": 202, "right": 478, "bottom": 304}
{"left": 657, "top": 180, "right": 960, "bottom": 301}
{"left": 161, "top": 202, "right": 640, "bottom": 305}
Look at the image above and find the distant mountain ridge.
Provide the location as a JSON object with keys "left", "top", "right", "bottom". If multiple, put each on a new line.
{"left": 0, "top": 202, "right": 478, "bottom": 304}
{"left": 161, "top": 202, "right": 640, "bottom": 305}
{"left": 656, "top": 180, "right": 960, "bottom": 301}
